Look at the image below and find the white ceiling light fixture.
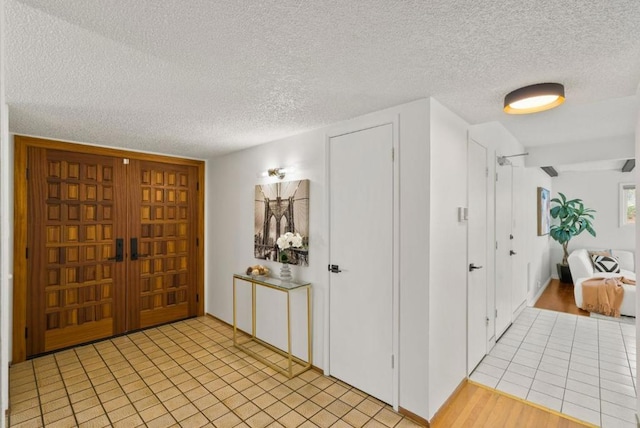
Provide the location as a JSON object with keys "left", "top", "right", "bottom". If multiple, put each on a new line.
{"left": 504, "top": 83, "right": 565, "bottom": 114}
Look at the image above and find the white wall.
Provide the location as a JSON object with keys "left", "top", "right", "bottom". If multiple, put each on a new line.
{"left": 524, "top": 168, "right": 553, "bottom": 303}
{"left": 0, "top": 128, "right": 10, "bottom": 428}
{"left": 634, "top": 104, "right": 639, "bottom": 421}
{"left": 468, "top": 123, "right": 531, "bottom": 341}
{"left": 550, "top": 170, "right": 636, "bottom": 268}
{"left": 492, "top": 134, "right": 530, "bottom": 320}
{"left": 423, "top": 104, "right": 552, "bottom": 419}
{"left": 466, "top": 123, "right": 553, "bottom": 334}
{"left": 206, "top": 127, "right": 327, "bottom": 364}
{"left": 397, "top": 100, "right": 430, "bottom": 417}
{"left": 427, "top": 99, "right": 469, "bottom": 418}
{"left": 0, "top": 0, "right": 9, "bottom": 422}
{"left": 206, "top": 99, "right": 434, "bottom": 418}
{"left": 205, "top": 98, "right": 479, "bottom": 420}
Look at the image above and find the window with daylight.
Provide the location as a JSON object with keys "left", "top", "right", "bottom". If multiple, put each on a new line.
{"left": 620, "top": 183, "right": 636, "bottom": 226}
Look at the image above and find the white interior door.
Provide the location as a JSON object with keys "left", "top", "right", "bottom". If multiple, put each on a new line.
{"left": 329, "top": 124, "right": 393, "bottom": 404}
{"left": 510, "top": 166, "right": 527, "bottom": 313}
{"left": 495, "top": 161, "right": 513, "bottom": 339}
{"left": 467, "top": 139, "right": 488, "bottom": 374}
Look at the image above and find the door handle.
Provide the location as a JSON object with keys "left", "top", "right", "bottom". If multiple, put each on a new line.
{"left": 130, "top": 238, "right": 150, "bottom": 261}
{"left": 107, "top": 238, "right": 124, "bottom": 262}
{"left": 328, "top": 264, "right": 342, "bottom": 273}
{"left": 469, "top": 263, "right": 483, "bottom": 272}
{"left": 510, "top": 250, "right": 517, "bottom": 256}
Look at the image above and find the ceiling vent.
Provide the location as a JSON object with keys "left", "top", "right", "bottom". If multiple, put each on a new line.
{"left": 541, "top": 166, "right": 558, "bottom": 177}
{"left": 622, "top": 159, "right": 635, "bottom": 172}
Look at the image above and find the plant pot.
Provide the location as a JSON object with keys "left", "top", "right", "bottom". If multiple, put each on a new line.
{"left": 557, "top": 263, "right": 573, "bottom": 284}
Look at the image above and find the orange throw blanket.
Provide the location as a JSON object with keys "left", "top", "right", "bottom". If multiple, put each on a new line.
{"left": 581, "top": 277, "right": 636, "bottom": 317}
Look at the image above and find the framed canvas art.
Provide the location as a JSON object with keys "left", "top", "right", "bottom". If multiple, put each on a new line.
{"left": 254, "top": 179, "right": 309, "bottom": 266}
{"left": 537, "top": 187, "right": 551, "bottom": 236}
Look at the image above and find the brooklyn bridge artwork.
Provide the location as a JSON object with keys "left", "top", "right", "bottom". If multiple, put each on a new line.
{"left": 255, "top": 179, "right": 309, "bottom": 266}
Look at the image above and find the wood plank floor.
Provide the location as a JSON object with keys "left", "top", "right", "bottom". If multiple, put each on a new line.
{"left": 456, "top": 279, "right": 595, "bottom": 428}
{"left": 431, "top": 381, "right": 593, "bottom": 428}
{"left": 533, "top": 279, "right": 589, "bottom": 316}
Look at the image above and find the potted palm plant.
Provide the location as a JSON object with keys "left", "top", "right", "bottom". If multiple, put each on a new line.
{"left": 549, "top": 192, "right": 596, "bottom": 283}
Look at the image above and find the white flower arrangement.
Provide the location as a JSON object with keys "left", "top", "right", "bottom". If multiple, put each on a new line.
{"left": 276, "top": 232, "right": 303, "bottom": 263}
{"left": 276, "top": 232, "right": 303, "bottom": 250}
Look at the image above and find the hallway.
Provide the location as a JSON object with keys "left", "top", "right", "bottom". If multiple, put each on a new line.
{"left": 470, "top": 307, "right": 636, "bottom": 427}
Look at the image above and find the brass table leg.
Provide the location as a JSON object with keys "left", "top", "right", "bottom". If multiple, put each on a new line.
{"left": 232, "top": 276, "right": 237, "bottom": 346}
{"left": 307, "top": 286, "right": 312, "bottom": 366}
{"left": 287, "top": 292, "right": 293, "bottom": 378}
{"left": 231, "top": 276, "right": 312, "bottom": 378}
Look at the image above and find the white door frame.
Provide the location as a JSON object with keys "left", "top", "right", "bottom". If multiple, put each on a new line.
{"left": 324, "top": 119, "right": 400, "bottom": 410}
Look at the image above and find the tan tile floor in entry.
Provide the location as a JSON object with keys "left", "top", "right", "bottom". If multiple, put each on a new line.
{"left": 9, "top": 317, "right": 422, "bottom": 427}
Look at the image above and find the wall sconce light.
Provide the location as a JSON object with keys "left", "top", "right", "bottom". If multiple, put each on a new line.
{"left": 260, "top": 167, "right": 291, "bottom": 180}
{"left": 504, "top": 83, "right": 565, "bottom": 114}
{"left": 267, "top": 168, "right": 286, "bottom": 179}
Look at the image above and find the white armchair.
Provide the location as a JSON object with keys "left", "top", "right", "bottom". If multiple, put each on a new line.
{"left": 568, "top": 249, "right": 636, "bottom": 317}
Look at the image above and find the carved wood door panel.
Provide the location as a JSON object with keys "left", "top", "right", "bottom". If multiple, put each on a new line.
{"left": 27, "top": 148, "right": 199, "bottom": 356}
{"left": 28, "top": 148, "right": 127, "bottom": 355}
{"left": 128, "top": 160, "right": 198, "bottom": 329}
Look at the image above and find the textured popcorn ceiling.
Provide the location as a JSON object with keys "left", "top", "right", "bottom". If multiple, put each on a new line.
{"left": 6, "top": 0, "right": 640, "bottom": 158}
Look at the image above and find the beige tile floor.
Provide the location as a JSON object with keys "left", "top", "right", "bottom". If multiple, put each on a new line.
{"left": 9, "top": 317, "right": 422, "bottom": 428}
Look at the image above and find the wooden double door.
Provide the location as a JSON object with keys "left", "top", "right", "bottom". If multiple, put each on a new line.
{"left": 20, "top": 138, "right": 203, "bottom": 358}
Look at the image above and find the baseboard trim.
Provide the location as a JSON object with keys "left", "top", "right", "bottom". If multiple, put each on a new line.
{"left": 513, "top": 300, "right": 527, "bottom": 319}
{"left": 206, "top": 312, "right": 247, "bottom": 334}
{"left": 487, "top": 336, "right": 496, "bottom": 353}
{"left": 398, "top": 407, "right": 429, "bottom": 427}
{"left": 205, "top": 312, "right": 228, "bottom": 324}
{"left": 205, "top": 312, "right": 324, "bottom": 373}
{"left": 428, "top": 378, "right": 467, "bottom": 427}
{"left": 530, "top": 276, "right": 552, "bottom": 305}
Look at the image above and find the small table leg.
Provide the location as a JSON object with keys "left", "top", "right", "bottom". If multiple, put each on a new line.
{"left": 287, "top": 292, "right": 293, "bottom": 378}
{"left": 307, "top": 286, "right": 312, "bottom": 366}
{"left": 233, "top": 277, "right": 237, "bottom": 346}
{"left": 252, "top": 282, "right": 256, "bottom": 339}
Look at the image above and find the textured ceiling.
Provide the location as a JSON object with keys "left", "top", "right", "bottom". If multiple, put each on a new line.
{"left": 6, "top": 0, "right": 640, "bottom": 158}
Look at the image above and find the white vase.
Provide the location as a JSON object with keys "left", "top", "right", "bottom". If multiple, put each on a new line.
{"left": 280, "top": 263, "right": 292, "bottom": 283}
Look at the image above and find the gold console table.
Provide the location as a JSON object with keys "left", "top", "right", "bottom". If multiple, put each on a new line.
{"left": 232, "top": 273, "right": 312, "bottom": 378}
